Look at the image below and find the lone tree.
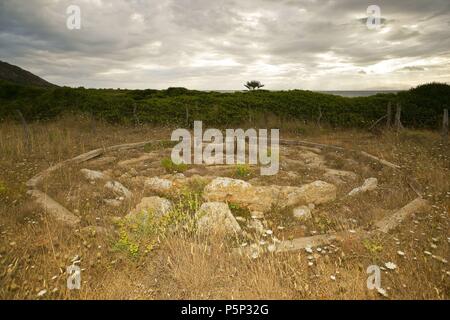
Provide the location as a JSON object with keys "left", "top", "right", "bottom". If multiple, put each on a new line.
{"left": 244, "top": 80, "right": 265, "bottom": 91}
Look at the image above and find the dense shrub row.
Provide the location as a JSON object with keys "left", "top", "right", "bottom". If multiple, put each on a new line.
{"left": 0, "top": 80, "right": 448, "bottom": 129}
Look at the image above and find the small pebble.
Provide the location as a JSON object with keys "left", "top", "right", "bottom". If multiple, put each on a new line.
{"left": 385, "top": 262, "right": 397, "bottom": 270}
{"left": 376, "top": 287, "right": 388, "bottom": 297}
{"left": 37, "top": 290, "right": 47, "bottom": 297}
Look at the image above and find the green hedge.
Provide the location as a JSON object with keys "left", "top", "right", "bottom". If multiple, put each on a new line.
{"left": 0, "top": 81, "right": 448, "bottom": 129}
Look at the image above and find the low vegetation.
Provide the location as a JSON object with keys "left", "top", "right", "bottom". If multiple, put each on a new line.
{"left": 1, "top": 81, "right": 449, "bottom": 129}
{"left": 234, "top": 164, "right": 252, "bottom": 178}
{"left": 161, "top": 158, "right": 188, "bottom": 174}
{"left": 114, "top": 201, "right": 196, "bottom": 259}
{"left": 0, "top": 180, "right": 7, "bottom": 195}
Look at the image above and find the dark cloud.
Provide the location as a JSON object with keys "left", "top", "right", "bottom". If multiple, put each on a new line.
{"left": 401, "top": 66, "right": 426, "bottom": 71}
{"left": 0, "top": 0, "right": 449, "bottom": 90}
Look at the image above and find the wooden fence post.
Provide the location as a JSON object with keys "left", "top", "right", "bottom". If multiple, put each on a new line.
{"left": 317, "top": 106, "right": 323, "bottom": 128}
{"left": 368, "top": 102, "right": 392, "bottom": 132}
{"left": 386, "top": 102, "right": 392, "bottom": 128}
{"left": 443, "top": 108, "right": 449, "bottom": 141}
{"left": 90, "top": 110, "right": 96, "bottom": 134}
{"left": 133, "top": 104, "right": 140, "bottom": 127}
{"left": 15, "top": 109, "right": 32, "bottom": 152}
{"left": 395, "top": 103, "right": 403, "bottom": 131}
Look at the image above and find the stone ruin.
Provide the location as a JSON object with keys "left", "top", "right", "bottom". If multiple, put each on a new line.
{"left": 26, "top": 139, "right": 429, "bottom": 258}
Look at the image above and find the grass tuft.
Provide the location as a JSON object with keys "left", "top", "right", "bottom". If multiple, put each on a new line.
{"left": 161, "top": 158, "right": 188, "bottom": 173}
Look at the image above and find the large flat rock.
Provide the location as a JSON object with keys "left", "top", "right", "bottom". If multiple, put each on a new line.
{"left": 203, "top": 177, "right": 336, "bottom": 212}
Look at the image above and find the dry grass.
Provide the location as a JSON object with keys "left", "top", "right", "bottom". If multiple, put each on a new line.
{"left": 0, "top": 115, "right": 449, "bottom": 300}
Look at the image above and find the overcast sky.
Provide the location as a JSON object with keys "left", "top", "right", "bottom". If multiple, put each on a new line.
{"left": 1, "top": 0, "right": 449, "bottom": 90}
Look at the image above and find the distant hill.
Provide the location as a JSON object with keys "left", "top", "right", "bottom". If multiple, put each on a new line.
{"left": 0, "top": 61, "right": 56, "bottom": 88}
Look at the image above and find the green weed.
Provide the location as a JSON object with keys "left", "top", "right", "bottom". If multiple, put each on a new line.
{"left": 161, "top": 158, "right": 188, "bottom": 173}
{"left": 234, "top": 164, "right": 251, "bottom": 178}
{"left": 0, "top": 180, "right": 7, "bottom": 196}
{"left": 363, "top": 239, "right": 384, "bottom": 255}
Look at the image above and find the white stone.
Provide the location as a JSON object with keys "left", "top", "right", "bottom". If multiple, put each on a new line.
{"left": 37, "top": 289, "right": 47, "bottom": 297}
{"left": 172, "top": 173, "right": 186, "bottom": 179}
{"left": 385, "top": 262, "right": 397, "bottom": 270}
{"left": 196, "top": 202, "right": 242, "bottom": 236}
{"left": 348, "top": 178, "right": 378, "bottom": 196}
{"left": 145, "top": 177, "right": 173, "bottom": 192}
{"left": 81, "top": 169, "right": 108, "bottom": 181}
{"left": 105, "top": 181, "right": 132, "bottom": 199}
{"left": 293, "top": 205, "right": 312, "bottom": 220}
{"left": 126, "top": 196, "right": 173, "bottom": 222}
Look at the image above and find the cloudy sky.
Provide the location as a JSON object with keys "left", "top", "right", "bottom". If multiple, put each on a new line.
{"left": 1, "top": 0, "right": 449, "bottom": 90}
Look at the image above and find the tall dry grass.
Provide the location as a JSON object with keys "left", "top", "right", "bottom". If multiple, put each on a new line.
{"left": 0, "top": 116, "right": 448, "bottom": 300}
